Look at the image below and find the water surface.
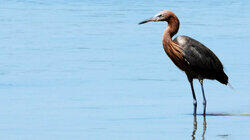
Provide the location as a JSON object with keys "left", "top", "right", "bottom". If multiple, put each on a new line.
{"left": 0, "top": 0, "right": 250, "bottom": 139}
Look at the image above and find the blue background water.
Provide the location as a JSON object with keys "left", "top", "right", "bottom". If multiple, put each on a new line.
{"left": 0, "top": 0, "right": 250, "bottom": 139}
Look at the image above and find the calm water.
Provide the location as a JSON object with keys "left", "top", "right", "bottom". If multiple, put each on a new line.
{"left": 0, "top": 0, "right": 250, "bottom": 139}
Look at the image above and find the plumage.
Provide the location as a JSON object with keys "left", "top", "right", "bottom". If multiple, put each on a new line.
{"left": 173, "top": 36, "right": 228, "bottom": 84}
{"left": 139, "top": 10, "right": 229, "bottom": 115}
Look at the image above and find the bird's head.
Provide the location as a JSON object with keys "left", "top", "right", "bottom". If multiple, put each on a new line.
{"left": 139, "top": 10, "right": 176, "bottom": 25}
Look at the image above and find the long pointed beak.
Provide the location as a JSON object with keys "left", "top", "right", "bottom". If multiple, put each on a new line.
{"left": 138, "top": 17, "right": 155, "bottom": 25}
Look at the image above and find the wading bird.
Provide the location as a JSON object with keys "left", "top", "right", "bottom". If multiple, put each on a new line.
{"left": 139, "top": 10, "right": 228, "bottom": 115}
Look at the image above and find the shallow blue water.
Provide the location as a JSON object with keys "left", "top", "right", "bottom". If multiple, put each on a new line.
{"left": 0, "top": 0, "right": 250, "bottom": 139}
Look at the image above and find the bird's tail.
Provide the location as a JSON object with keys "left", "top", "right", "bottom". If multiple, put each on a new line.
{"left": 216, "top": 72, "right": 235, "bottom": 91}
{"left": 216, "top": 72, "right": 228, "bottom": 85}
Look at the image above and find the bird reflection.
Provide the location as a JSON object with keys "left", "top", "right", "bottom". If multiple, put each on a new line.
{"left": 192, "top": 115, "right": 197, "bottom": 140}
{"left": 192, "top": 115, "right": 207, "bottom": 140}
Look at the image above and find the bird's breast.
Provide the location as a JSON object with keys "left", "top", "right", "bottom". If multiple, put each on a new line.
{"left": 162, "top": 41, "right": 188, "bottom": 71}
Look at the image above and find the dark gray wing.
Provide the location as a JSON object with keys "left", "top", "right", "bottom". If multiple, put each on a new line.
{"left": 173, "top": 35, "right": 224, "bottom": 77}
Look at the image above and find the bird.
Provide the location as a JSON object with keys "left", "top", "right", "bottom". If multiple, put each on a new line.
{"left": 139, "top": 10, "right": 229, "bottom": 115}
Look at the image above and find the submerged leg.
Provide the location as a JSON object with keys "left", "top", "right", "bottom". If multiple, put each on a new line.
{"left": 189, "top": 79, "right": 197, "bottom": 115}
{"left": 199, "top": 79, "right": 207, "bottom": 115}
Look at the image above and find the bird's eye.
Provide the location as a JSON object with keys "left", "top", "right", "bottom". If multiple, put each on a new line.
{"left": 158, "top": 14, "right": 163, "bottom": 17}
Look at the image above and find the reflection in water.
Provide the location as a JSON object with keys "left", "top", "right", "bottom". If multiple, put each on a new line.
{"left": 202, "top": 116, "right": 207, "bottom": 140}
{"left": 205, "top": 114, "right": 250, "bottom": 116}
{"left": 192, "top": 116, "right": 197, "bottom": 140}
{"left": 192, "top": 115, "right": 207, "bottom": 140}
{"left": 191, "top": 113, "right": 250, "bottom": 139}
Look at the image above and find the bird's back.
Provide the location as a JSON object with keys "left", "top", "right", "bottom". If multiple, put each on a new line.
{"left": 173, "top": 35, "right": 228, "bottom": 84}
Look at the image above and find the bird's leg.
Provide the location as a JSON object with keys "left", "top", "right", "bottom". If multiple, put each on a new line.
{"left": 189, "top": 79, "right": 197, "bottom": 115}
{"left": 199, "top": 79, "right": 207, "bottom": 115}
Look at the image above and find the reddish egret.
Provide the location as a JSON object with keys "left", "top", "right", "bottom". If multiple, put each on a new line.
{"left": 139, "top": 10, "right": 228, "bottom": 115}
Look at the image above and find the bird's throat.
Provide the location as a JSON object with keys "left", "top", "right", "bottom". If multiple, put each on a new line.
{"left": 165, "top": 17, "right": 180, "bottom": 38}
{"left": 162, "top": 16, "right": 180, "bottom": 50}
{"left": 162, "top": 17, "right": 185, "bottom": 71}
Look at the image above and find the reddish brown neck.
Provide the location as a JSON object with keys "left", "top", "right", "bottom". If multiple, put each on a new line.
{"left": 163, "top": 16, "right": 180, "bottom": 42}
